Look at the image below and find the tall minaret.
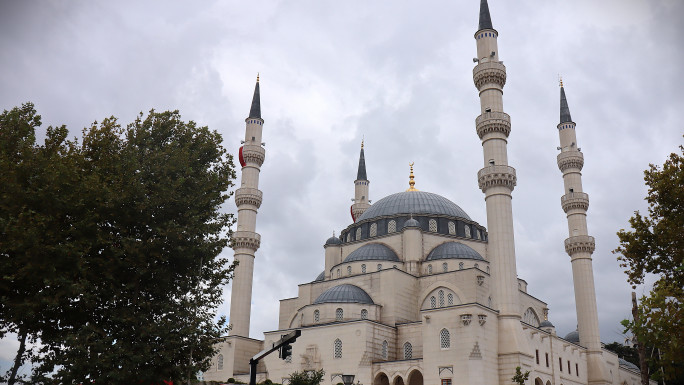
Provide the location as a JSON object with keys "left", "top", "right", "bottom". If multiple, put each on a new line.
{"left": 556, "top": 82, "right": 609, "bottom": 384}
{"left": 472, "top": 0, "right": 531, "bottom": 380}
{"left": 229, "top": 75, "right": 265, "bottom": 337}
{"left": 350, "top": 141, "right": 370, "bottom": 222}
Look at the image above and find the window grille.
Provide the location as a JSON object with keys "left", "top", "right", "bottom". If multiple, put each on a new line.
{"left": 361, "top": 309, "right": 368, "bottom": 320}
{"left": 356, "top": 227, "right": 361, "bottom": 240}
{"left": 347, "top": 266, "right": 352, "bottom": 275}
{"left": 475, "top": 229, "right": 481, "bottom": 239}
{"left": 377, "top": 264, "right": 382, "bottom": 271}
{"left": 441, "top": 380, "right": 452, "bottom": 385}
{"left": 440, "top": 328, "right": 450, "bottom": 349}
{"left": 370, "top": 223, "right": 377, "bottom": 237}
{"left": 337, "top": 269, "right": 340, "bottom": 278}
{"left": 448, "top": 221, "right": 456, "bottom": 235}
{"left": 334, "top": 339, "right": 342, "bottom": 359}
{"left": 430, "top": 296, "right": 436, "bottom": 309}
{"left": 464, "top": 225, "right": 471, "bottom": 238}
{"left": 217, "top": 354, "right": 224, "bottom": 370}
{"left": 388, "top": 220, "right": 396, "bottom": 233}
{"left": 382, "top": 340, "right": 388, "bottom": 359}
{"left": 314, "top": 310, "right": 320, "bottom": 323}
{"left": 447, "top": 293, "right": 454, "bottom": 306}
{"left": 361, "top": 264, "right": 366, "bottom": 273}
{"left": 336, "top": 308, "right": 343, "bottom": 321}
{"left": 443, "top": 262, "right": 448, "bottom": 272}
{"left": 403, "top": 342, "right": 413, "bottom": 359}
{"left": 459, "top": 262, "right": 464, "bottom": 270}
{"left": 427, "top": 264, "right": 432, "bottom": 274}
{"left": 439, "top": 290, "right": 445, "bottom": 307}
{"left": 429, "top": 219, "right": 437, "bottom": 232}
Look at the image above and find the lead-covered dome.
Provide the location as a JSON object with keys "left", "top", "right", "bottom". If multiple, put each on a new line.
{"left": 343, "top": 244, "right": 400, "bottom": 263}
{"left": 356, "top": 191, "right": 471, "bottom": 222}
{"left": 313, "top": 284, "right": 374, "bottom": 304}
{"left": 564, "top": 329, "right": 580, "bottom": 344}
{"left": 426, "top": 242, "right": 485, "bottom": 261}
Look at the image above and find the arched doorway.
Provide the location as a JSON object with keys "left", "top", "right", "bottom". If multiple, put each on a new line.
{"left": 374, "top": 373, "right": 390, "bottom": 385}
{"left": 393, "top": 376, "right": 404, "bottom": 385}
{"left": 534, "top": 378, "right": 543, "bottom": 385}
{"left": 407, "top": 370, "right": 423, "bottom": 385}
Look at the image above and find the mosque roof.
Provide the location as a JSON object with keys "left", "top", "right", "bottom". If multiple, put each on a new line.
{"left": 403, "top": 218, "right": 421, "bottom": 228}
{"left": 564, "top": 329, "right": 580, "bottom": 344}
{"left": 325, "top": 235, "right": 342, "bottom": 246}
{"left": 313, "top": 284, "right": 374, "bottom": 305}
{"left": 539, "top": 320, "right": 555, "bottom": 328}
{"left": 619, "top": 358, "right": 640, "bottom": 372}
{"left": 426, "top": 242, "right": 485, "bottom": 261}
{"left": 343, "top": 243, "right": 400, "bottom": 263}
{"left": 356, "top": 191, "right": 471, "bottom": 222}
{"left": 314, "top": 271, "right": 325, "bottom": 281}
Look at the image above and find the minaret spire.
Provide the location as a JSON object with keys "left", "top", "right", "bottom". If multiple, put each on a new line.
{"left": 351, "top": 140, "right": 370, "bottom": 222}
{"left": 478, "top": 0, "right": 493, "bottom": 32}
{"left": 249, "top": 74, "right": 261, "bottom": 119}
{"left": 357, "top": 140, "right": 367, "bottom": 181}
{"left": 560, "top": 83, "right": 573, "bottom": 123}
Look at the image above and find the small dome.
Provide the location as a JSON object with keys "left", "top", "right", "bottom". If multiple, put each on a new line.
{"left": 313, "top": 284, "right": 374, "bottom": 305}
{"left": 564, "top": 329, "right": 580, "bottom": 343}
{"left": 540, "top": 320, "right": 554, "bottom": 328}
{"left": 403, "top": 218, "right": 420, "bottom": 228}
{"left": 314, "top": 271, "right": 325, "bottom": 281}
{"left": 619, "top": 358, "right": 640, "bottom": 372}
{"left": 343, "top": 243, "right": 400, "bottom": 263}
{"left": 325, "top": 235, "right": 341, "bottom": 246}
{"left": 357, "top": 191, "right": 471, "bottom": 222}
{"left": 426, "top": 242, "right": 485, "bottom": 261}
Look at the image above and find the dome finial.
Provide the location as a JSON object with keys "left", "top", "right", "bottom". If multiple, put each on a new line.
{"left": 361, "top": 136, "right": 364, "bottom": 149}
{"left": 407, "top": 162, "right": 419, "bottom": 191}
{"left": 257, "top": 72, "right": 260, "bottom": 83}
{"left": 559, "top": 74, "right": 563, "bottom": 88}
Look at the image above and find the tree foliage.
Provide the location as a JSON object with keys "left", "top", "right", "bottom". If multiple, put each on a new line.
{"left": 614, "top": 141, "right": 684, "bottom": 384}
{"left": 288, "top": 370, "right": 325, "bottom": 385}
{"left": 511, "top": 366, "right": 530, "bottom": 385}
{"left": 0, "top": 104, "right": 236, "bottom": 384}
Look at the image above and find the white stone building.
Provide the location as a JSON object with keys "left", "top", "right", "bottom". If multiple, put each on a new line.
{"left": 204, "top": 1, "right": 650, "bottom": 384}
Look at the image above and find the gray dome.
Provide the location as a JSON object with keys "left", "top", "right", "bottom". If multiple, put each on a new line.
{"left": 313, "top": 284, "right": 374, "bottom": 305}
{"left": 564, "top": 329, "right": 580, "bottom": 343}
{"left": 426, "top": 242, "right": 485, "bottom": 261}
{"left": 357, "top": 191, "right": 471, "bottom": 222}
{"left": 314, "top": 271, "right": 325, "bottom": 281}
{"left": 619, "top": 358, "right": 640, "bottom": 372}
{"left": 343, "top": 243, "right": 400, "bottom": 263}
{"left": 325, "top": 236, "right": 341, "bottom": 246}
{"left": 539, "top": 320, "right": 554, "bottom": 328}
{"left": 403, "top": 218, "right": 420, "bottom": 228}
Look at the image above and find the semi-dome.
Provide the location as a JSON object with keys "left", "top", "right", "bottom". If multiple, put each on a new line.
{"left": 426, "top": 242, "right": 485, "bottom": 261}
{"left": 325, "top": 235, "right": 341, "bottom": 246}
{"left": 564, "top": 329, "right": 580, "bottom": 344}
{"left": 343, "top": 243, "right": 400, "bottom": 263}
{"left": 314, "top": 271, "right": 325, "bottom": 281}
{"left": 403, "top": 218, "right": 420, "bottom": 228}
{"left": 356, "top": 191, "right": 471, "bottom": 222}
{"left": 619, "top": 358, "right": 640, "bottom": 372}
{"left": 313, "top": 284, "right": 374, "bottom": 305}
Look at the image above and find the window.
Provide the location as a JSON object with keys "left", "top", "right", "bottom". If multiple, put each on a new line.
{"left": 559, "top": 358, "right": 563, "bottom": 372}
{"left": 464, "top": 225, "right": 471, "bottom": 238}
{"left": 443, "top": 262, "right": 448, "bottom": 272}
{"left": 439, "top": 290, "right": 445, "bottom": 307}
{"left": 430, "top": 296, "right": 436, "bottom": 309}
{"left": 576, "top": 363, "right": 579, "bottom": 376}
{"left": 536, "top": 350, "right": 539, "bottom": 364}
{"left": 377, "top": 264, "right": 382, "bottom": 271}
{"left": 568, "top": 360, "right": 571, "bottom": 374}
{"left": 403, "top": 342, "right": 413, "bottom": 359}
{"left": 429, "top": 219, "right": 437, "bottom": 232}
{"left": 370, "top": 223, "right": 377, "bottom": 237}
{"left": 476, "top": 229, "right": 481, "bottom": 239}
{"left": 217, "top": 354, "right": 224, "bottom": 370}
{"left": 523, "top": 308, "right": 540, "bottom": 327}
{"left": 337, "top": 269, "right": 340, "bottom": 278}
{"left": 361, "top": 264, "right": 366, "bottom": 273}
{"left": 347, "top": 266, "right": 352, "bottom": 275}
{"left": 427, "top": 264, "right": 432, "bottom": 274}
{"left": 346, "top": 233, "right": 350, "bottom": 242}
{"left": 336, "top": 308, "right": 343, "bottom": 321}
{"left": 448, "top": 221, "right": 456, "bottom": 235}
{"left": 441, "top": 380, "right": 452, "bottom": 385}
{"left": 361, "top": 309, "right": 368, "bottom": 320}
{"left": 314, "top": 310, "right": 320, "bottom": 323}
{"left": 388, "top": 220, "right": 396, "bottom": 233}
{"left": 447, "top": 293, "right": 454, "bottom": 306}
{"left": 459, "top": 262, "right": 464, "bottom": 270}
{"left": 334, "top": 339, "right": 342, "bottom": 359}
{"left": 382, "top": 340, "right": 388, "bottom": 359}
{"left": 356, "top": 227, "right": 361, "bottom": 240}
{"left": 545, "top": 353, "right": 549, "bottom": 367}
{"left": 440, "top": 328, "right": 450, "bottom": 349}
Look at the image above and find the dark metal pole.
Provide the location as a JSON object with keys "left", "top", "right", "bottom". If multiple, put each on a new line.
{"left": 249, "top": 358, "right": 258, "bottom": 385}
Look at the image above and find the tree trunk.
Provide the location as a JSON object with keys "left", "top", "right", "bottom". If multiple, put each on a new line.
{"left": 8, "top": 328, "right": 27, "bottom": 385}
{"left": 633, "top": 292, "right": 650, "bottom": 385}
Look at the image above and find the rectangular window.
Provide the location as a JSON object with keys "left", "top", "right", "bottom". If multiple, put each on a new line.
{"left": 535, "top": 350, "right": 539, "bottom": 364}
{"left": 559, "top": 358, "right": 563, "bottom": 372}
{"left": 545, "top": 353, "right": 549, "bottom": 367}
{"left": 576, "top": 363, "right": 579, "bottom": 376}
{"left": 441, "top": 380, "right": 452, "bottom": 385}
{"left": 568, "top": 360, "right": 571, "bottom": 373}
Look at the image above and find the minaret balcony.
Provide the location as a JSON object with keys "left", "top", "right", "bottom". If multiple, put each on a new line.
{"left": 564, "top": 235, "right": 595, "bottom": 255}
{"left": 477, "top": 165, "right": 516, "bottom": 192}
{"left": 241, "top": 144, "right": 266, "bottom": 167}
{"left": 235, "top": 187, "right": 263, "bottom": 208}
{"left": 557, "top": 151, "right": 584, "bottom": 172}
{"left": 473, "top": 61, "right": 506, "bottom": 90}
{"left": 560, "top": 192, "right": 589, "bottom": 213}
{"left": 475, "top": 111, "right": 511, "bottom": 139}
{"left": 232, "top": 230, "right": 261, "bottom": 252}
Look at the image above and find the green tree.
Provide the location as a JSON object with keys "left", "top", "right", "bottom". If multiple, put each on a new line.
{"left": 288, "top": 369, "right": 325, "bottom": 385}
{"left": 604, "top": 342, "right": 640, "bottom": 369}
{"left": 511, "top": 366, "right": 530, "bottom": 385}
{"left": 0, "top": 105, "right": 237, "bottom": 384}
{"left": 614, "top": 141, "right": 684, "bottom": 384}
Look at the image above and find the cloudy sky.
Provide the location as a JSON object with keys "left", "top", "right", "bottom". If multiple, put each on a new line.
{"left": 1, "top": 0, "right": 682, "bottom": 374}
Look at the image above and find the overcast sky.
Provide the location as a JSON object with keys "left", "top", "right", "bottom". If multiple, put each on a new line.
{"left": 1, "top": 0, "right": 683, "bottom": 375}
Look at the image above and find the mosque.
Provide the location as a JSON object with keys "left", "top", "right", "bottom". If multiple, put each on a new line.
{"left": 203, "top": 1, "right": 649, "bottom": 384}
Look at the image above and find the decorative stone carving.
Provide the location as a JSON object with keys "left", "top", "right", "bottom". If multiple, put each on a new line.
{"left": 473, "top": 61, "right": 507, "bottom": 89}
{"left": 564, "top": 235, "right": 596, "bottom": 255}
{"left": 461, "top": 314, "right": 472, "bottom": 326}
{"left": 477, "top": 165, "right": 517, "bottom": 192}
{"left": 235, "top": 187, "right": 263, "bottom": 208}
{"left": 478, "top": 314, "right": 487, "bottom": 326}
{"left": 469, "top": 341, "right": 482, "bottom": 359}
{"left": 231, "top": 230, "right": 261, "bottom": 251}
{"left": 475, "top": 111, "right": 511, "bottom": 139}
{"left": 477, "top": 275, "right": 485, "bottom": 286}
{"left": 557, "top": 151, "right": 584, "bottom": 172}
{"left": 560, "top": 192, "right": 589, "bottom": 213}
{"left": 241, "top": 144, "right": 266, "bottom": 167}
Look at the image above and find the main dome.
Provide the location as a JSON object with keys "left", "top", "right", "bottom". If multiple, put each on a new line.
{"left": 356, "top": 191, "right": 471, "bottom": 222}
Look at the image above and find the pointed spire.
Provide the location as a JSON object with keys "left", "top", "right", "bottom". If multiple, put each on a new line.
{"left": 560, "top": 81, "right": 573, "bottom": 123}
{"left": 248, "top": 74, "right": 261, "bottom": 119}
{"left": 356, "top": 141, "right": 367, "bottom": 181}
{"left": 406, "top": 162, "right": 419, "bottom": 191}
{"left": 478, "top": 0, "right": 493, "bottom": 31}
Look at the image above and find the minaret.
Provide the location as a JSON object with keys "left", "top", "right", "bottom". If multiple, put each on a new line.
{"left": 351, "top": 141, "right": 370, "bottom": 222}
{"left": 556, "top": 82, "right": 609, "bottom": 384}
{"left": 230, "top": 75, "right": 265, "bottom": 337}
{"left": 472, "top": 0, "right": 531, "bottom": 380}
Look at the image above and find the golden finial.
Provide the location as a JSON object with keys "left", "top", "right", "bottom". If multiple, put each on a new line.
{"left": 257, "top": 73, "right": 260, "bottom": 83}
{"left": 558, "top": 74, "right": 563, "bottom": 88}
{"left": 361, "top": 137, "right": 364, "bottom": 149}
{"left": 407, "top": 162, "right": 419, "bottom": 191}
{"left": 333, "top": 230, "right": 336, "bottom": 237}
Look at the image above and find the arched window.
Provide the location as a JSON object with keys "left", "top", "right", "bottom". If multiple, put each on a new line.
{"left": 217, "top": 354, "right": 224, "bottom": 370}
{"left": 523, "top": 308, "right": 540, "bottom": 327}
{"left": 388, "top": 220, "right": 396, "bottom": 233}
{"left": 448, "top": 221, "right": 456, "bottom": 235}
{"left": 403, "top": 342, "right": 413, "bottom": 359}
{"left": 361, "top": 264, "right": 366, "bottom": 273}
{"left": 429, "top": 219, "right": 437, "bottom": 232}
{"left": 427, "top": 264, "right": 432, "bottom": 274}
{"left": 440, "top": 328, "right": 450, "bottom": 349}
{"left": 334, "top": 339, "right": 342, "bottom": 359}
{"left": 382, "top": 340, "right": 388, "bottom": 359}
{"left": 346, "top": 233, "right": 351, "bottom": 242}
{"left": 439, "top": 290, "right": 445, "bottom": 307}
{"left": 336, "top": 308, "right": 343, "bottom": 321}
{"left": 347, "top": 266, "right": 352, "bottom": 275}
{"left": 370, "top": 223, "right": 377, "bottom": 237}
{"left": 337, "top": 269, "right": 340, "bottom": 278}
{"left": 459, "top": 262, "right": 464, "bottom": 270}
{"left": 447, "top": 293, "right": 454, "bottom": 306}
{"left": 314, "top": 309, "right": 320, "bottom": 323}
{"left": 377, "top": 264, "right": 382, "bottom": 271}
{"left": 464, "top": 225, "right": 471, "bottom": 238}
{"left": 356, "top": 227, "right": 361, "bottom": 240}
{"left": 430, "top": 296, "right": 436, "bottom": 309}
{"left": 442, "top": 262, "right": 448, "bottom": 272}
{"left": 361, "top": 309, "right": 368, "bottom": 319}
